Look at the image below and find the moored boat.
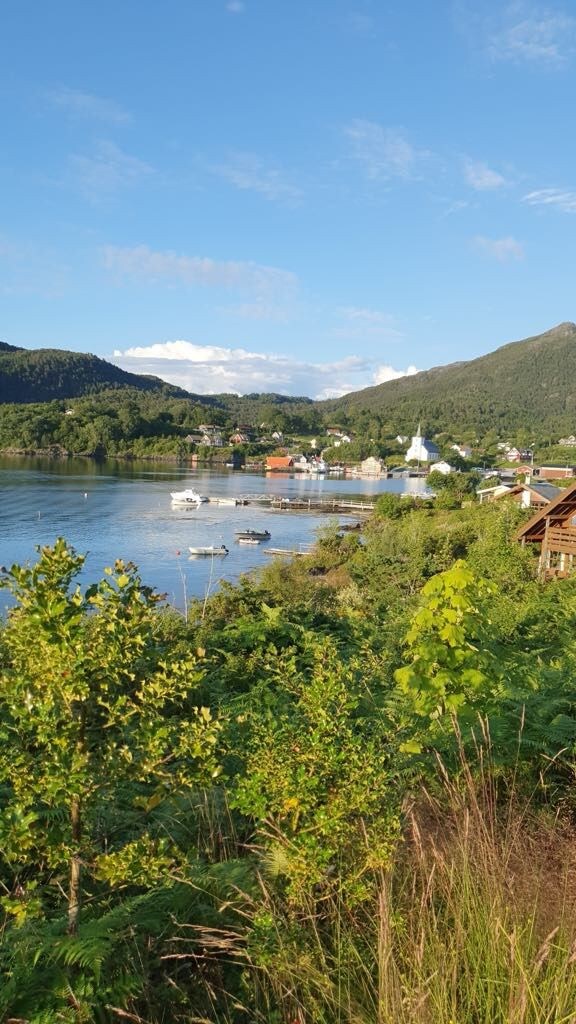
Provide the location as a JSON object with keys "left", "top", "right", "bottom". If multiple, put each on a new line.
{"left": 235, "top": 528, "right": 271, "bottom": 541}
{"left": 171, "top": 488, "right": 208, "bottom": 505}
{"left": 238, "top": 537, "right": 261, "bottom": 545}
{"left": 188, "top": 544, "right": 228, "bottom": 556}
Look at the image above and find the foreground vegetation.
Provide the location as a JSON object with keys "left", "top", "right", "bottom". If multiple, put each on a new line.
{"left": 2, "top": 499, "right": 576, "bottom": 1021}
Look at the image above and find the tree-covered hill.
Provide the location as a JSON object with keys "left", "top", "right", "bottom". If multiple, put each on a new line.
{"left": 0, "top": 346, "right": 194, "bottom": 403}
{"left": 324, "top": 321, "right": 576, "bottom": 438}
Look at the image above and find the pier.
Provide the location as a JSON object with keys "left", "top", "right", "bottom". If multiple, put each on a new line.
{"left": 205, "top": 494, "right": 376, "bottom": 514}
{"left": 263, "top": 545, "right": 313, "bottom": 557}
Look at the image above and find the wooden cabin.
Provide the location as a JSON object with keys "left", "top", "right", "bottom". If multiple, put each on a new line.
{"left": 516, "top": 481, "right": 576, "bottom": 579}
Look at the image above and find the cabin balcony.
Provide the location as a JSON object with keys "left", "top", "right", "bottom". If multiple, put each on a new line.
{"left": 539, "top": 525, "right": 576, "bottom": 579}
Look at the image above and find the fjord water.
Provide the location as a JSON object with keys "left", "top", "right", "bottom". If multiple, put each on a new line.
{"left": 0, "top": 457, "right": 424, "bottom": 612}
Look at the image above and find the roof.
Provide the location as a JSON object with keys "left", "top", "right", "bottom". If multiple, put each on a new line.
{"left": 515, "top": 481, "right": 576, "bottom": 544}
{"left": 266, "top": 456, "right": 294, "bottom": 468}
{"left": 528, "top": 483, "right": 562, "bottom": 501}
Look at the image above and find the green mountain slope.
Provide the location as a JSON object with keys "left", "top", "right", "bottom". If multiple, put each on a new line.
{"left": 0, "top": 346, "right": 195, "bottom": 403}
{"left": 325, "top": 322, "right": 576, "bottom": 437}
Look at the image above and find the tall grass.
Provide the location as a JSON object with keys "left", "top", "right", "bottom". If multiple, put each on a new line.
{"left": 249, "top": 760, "right": 576, "bottom": 1024}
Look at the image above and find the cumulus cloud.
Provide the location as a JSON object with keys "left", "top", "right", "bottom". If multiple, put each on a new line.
{"left": 212, "top": 152, "right": 302, "bottom": 203}
{"left": 111, "top": 339, "right": 421, "bottom": 399}
{"left": 523, "top": 187, "right": 576, "bottom": 211}
{"left": 102, "top": 245, "right": 297, "bottom": 303}
{"left": 47, "top": 87, "right": 130, "bottom": 123}
{"left": 463, "top": 158, "right": 507, "bottom": 190}
{"left": 373, "top": 364, "right": 420, "bottom": 384}
{"left": 344, "top": 120, "right": 429, "bottom": 180}
{"left": 473, "top": 235, "right": 525, "bottom": 261}
{"left": 71, "top": 141, "right": 153, "bottom": 198}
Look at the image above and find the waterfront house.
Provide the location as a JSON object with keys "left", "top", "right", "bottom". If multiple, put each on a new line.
{"left": 266, "top": 456, "right": 294, "bottom": 471}
{"left": 360, "top": 456, "right": 385, "bottom": 476}
{"left": 429, "top": 461, "right": 453, "bottom": 475}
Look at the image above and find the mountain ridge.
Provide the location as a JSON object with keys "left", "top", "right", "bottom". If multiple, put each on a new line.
{"left": 2, "top": 322, "right": 576, "bottom": 438}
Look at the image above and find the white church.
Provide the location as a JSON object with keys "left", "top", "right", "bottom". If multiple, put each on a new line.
{"left": 405, "top": 425, "right": 440, "bottom": 464}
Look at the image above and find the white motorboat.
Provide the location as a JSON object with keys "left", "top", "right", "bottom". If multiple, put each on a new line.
{"left": 238, "top": 537, "right": 261, "bottom": 545}
{"left": 306, "top": 460, "right": 328, "bottom": 474}
{"left": 171, "top": 488, "right": 208, "bottom": 505}
{"left": 188, "top": 545, "right": 228, "bottom": 556}
{"left": 235, "top": 529, "right": 271, "bottom": 541}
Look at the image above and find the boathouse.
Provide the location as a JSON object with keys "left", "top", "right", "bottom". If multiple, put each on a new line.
{"left": 515, "top": 481, "right": 576, "bottom": 579}
{"left": 266, "top": 456, "right": 294, "bottom": 471}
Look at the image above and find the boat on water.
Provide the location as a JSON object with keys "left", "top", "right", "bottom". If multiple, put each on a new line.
{"left": 306, "top": 460, "right": 328, "bottom": 474}
{"left": 171, "top": 488, "right": 208, "bottom": 505}
{"left": 188, "top": 545, "right": 228, "bottom": 556}
{"left": 235, "top": 529, "right": 271, "bottom": 541}
{"left": 238, "top": 537, "right": 261, "bottom": 545}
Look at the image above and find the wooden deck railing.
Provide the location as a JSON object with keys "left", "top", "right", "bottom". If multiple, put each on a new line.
{"left": 545, "top": 525, "right": 576, "bottom": 555}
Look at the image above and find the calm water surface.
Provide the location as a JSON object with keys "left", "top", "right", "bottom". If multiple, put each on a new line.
{"left": 0, "top": 457, "right": 426, "bottom": 611}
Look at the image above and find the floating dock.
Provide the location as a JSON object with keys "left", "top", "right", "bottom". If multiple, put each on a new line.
{"left": 263, "top": 546, "right": 313, "bottom": 557}
{"left": 205, "top": 494, "right": 375, "bottom": 514}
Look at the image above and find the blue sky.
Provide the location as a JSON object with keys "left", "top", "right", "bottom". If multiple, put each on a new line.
{"left": 2, "top": 0, "right": 576, "bottom": 398}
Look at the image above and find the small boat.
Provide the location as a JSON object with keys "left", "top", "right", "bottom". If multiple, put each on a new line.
{"left": 171, "top": 488, "right": 208, "bottom": 505}
{"left": 188, "top": 545, "right": 228, "bottom": 556}
{"left": 235, "top": 529, "right": 271, "bottom": 541}
{"left": 238, "top": 537, "right": 261, "bottom": 545}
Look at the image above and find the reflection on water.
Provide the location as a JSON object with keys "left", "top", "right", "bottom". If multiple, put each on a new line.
{"left": 0, "top": 457, "right": 427, "bottom": 612}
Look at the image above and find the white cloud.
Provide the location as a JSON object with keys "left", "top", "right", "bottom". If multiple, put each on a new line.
{"left": 71, "top": 141, "right": 153, "bottom": 198}
{"left": 523, "top": 187, "right": 576, "bottom": 211}
{"left": 463, "top": 158, "right": 507, "bottom": 190}
{"left": 473, "top": 235, "right": 525, "bottom": 261}
{"left": 487, "top": 3, "right": 576, "bottom": 65}
{"left": 344, "top": 120, "right": 428, "bottom": 180}
{"left": 373, "top": 364, "right": 420, "bottom": 384}
{"left": 102, "top": 245, "right": 297, "bottom": 301}
{"left": 111, "top": 339, "right": 422, "bottom": 399}
{"left": 212, "top": 152, "right": 302, "bottom": 203}
{"left": 47, "top": 87, "right": 130, "bottom": 123}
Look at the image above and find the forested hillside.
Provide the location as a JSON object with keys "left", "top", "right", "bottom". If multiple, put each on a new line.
{"left": 4, "top": 322, "right": 576, "bottom": 442}
{"left": 0, "top": 346, "right": 191, "bottom": 403}
{"left": 324, "top": 321, "right": 576, "bottom": 437}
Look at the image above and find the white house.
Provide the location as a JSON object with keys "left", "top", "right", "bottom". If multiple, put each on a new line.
{"left": 429, "top": 461, "right": 453, "bottom": 475}
{"left": 451, "top": 443, "right": 472, "bottom": 459}
{"left": 360, "top": 456, "right": 385, "bottom": 476}
{"left": 405, "top": 426, "right": 440, "bottom": 464}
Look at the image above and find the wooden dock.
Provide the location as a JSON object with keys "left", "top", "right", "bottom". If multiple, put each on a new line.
{"left": 263, "top": 545, "right": 313, "bottom": 557}
{"left": 206, "top": 494, "right": 375, "bottom": 514}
